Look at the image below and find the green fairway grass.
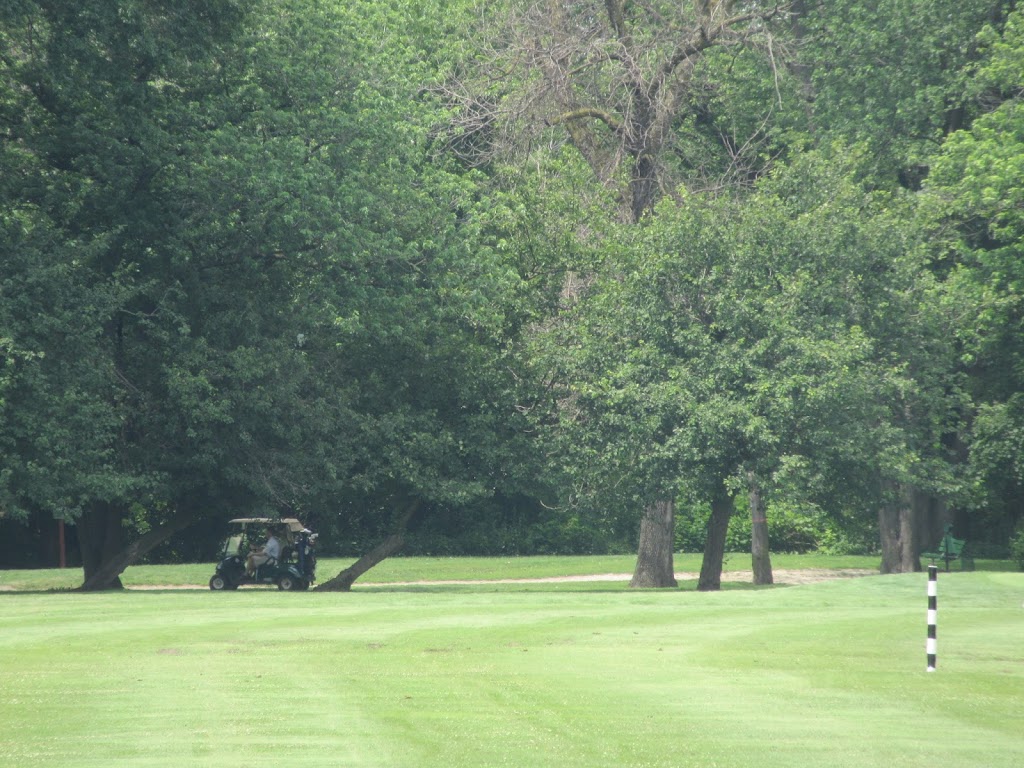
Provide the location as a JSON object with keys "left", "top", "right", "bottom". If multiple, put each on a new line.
{"left": 2, "top": 565, "right": 1022, "bottom": 767}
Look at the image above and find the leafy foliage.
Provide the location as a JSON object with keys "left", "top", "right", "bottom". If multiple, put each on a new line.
{"left": 2, "top": 0, "right": 1022, "bottom": 575}
{"left": 532, "top": 143, "right": 964, "bottom": 556}
{"left": 924, "top": 9, "right": 1024, "bottom": 538}
{"left": 800, "top": 0, "right": 1011, "bottom": 181}
{"left": 0, "top": 0, "right": 537, "bottom": 582}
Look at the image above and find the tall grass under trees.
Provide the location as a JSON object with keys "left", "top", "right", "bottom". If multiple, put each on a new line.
{"left": 2, "top": 561, "right": 1022, "bottom": 767}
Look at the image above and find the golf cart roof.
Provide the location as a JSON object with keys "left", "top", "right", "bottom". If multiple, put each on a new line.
{"left": 228, "top": 517, "right": 307, "bottom": 533}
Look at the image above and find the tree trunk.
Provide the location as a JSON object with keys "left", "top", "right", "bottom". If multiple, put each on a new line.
{"left": 630, "top": 499, "right": 678, "bottom": 588}
{"left": 317, "top": 501, "right": 420, "bottom": 592}
{"left": 698, "top": 491, "right": 734, "bottom": 591}
{"left": 79, "top": 507, "right": 197, "bottom": 592}
{"left": 919, "top": 493, "right": 952, "bottom": 553}
{"left": 878, "top": 479, "right": 920, "bottom": 574}
{"left": 748, "top": 473, "right": 773, "bottom": 586}
{"left": 629, "top": 150, "right": 659, "bottom": 223}
{"left": 786, "top": 0, "right": 816, "bottom": 105}
{"left": 76, "top": 503, "right": 126, "bottom": 590}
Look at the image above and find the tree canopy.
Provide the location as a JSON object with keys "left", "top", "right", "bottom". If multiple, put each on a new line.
{"left": 2, "top": 0, "right": 1022, "bottom": 585}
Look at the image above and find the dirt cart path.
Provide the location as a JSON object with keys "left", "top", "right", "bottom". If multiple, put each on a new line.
{"left": 117, "top": 567, "right": 877, "bottom": 590}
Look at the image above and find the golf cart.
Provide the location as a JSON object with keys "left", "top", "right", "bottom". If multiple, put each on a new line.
{"left": 208, "top": 518, "right": 317, "bottom": 591}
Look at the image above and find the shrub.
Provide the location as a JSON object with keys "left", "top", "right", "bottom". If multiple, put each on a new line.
{"left": 674, "top": 499, "right": 878, "bottom": 556}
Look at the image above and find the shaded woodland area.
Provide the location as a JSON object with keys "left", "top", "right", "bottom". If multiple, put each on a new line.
{"left": 2, "top": 1, "right": 1022, "bottom": 588}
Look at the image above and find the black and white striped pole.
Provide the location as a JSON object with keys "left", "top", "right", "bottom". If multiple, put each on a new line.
{"left": 926, "top": 565, "right": 938, "bottom": 672}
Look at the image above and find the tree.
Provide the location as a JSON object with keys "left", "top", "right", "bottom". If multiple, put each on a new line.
{"left": 748, "top": 148, "right": 967, "bottom": 574}
{"left": 441, "top": 0, "right": 793, "bottom": 222}
{"left": 441, "top": 0, "right": 801, "bottom": 588}
{"left": 540, "top": 144, "right": 963, "bottom": 586}
{"left": 0, "top": 0, "right": 265, "bottom": 587}
{"left": 923, "top": 9, "right": 1024, "bottom": 546}
{"left": 1, "top": 0, "right": 538, "bottom": 589}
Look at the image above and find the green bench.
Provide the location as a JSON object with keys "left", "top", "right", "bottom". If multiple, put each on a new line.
{"left": 921, "top": 526, "right": 973, "bottom": 572}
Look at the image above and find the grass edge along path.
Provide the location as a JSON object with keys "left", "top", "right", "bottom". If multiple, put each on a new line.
{"left": 1, "top": 570, "right": 1023, "bottom": 767}
{"left": 7, "top": 553, "right": 1017, "bottom": 591}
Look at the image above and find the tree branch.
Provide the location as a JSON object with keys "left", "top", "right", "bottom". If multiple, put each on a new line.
{"left": 665, "top": 6, "right": 784, "bottom": 77}
{"left": 547, "top": 107, "right": 623, "bottom": 133}
{"left": 316, "top": 500, "right": 421, "bottom": 591}
{"left": 604, "top": 0, "right": 631, "bottom": 45}
{"left": 78, "top": 507, "right": 198, "bottom": 591}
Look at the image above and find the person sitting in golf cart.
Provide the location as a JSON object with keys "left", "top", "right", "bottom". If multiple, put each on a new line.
{"left": 246, "top": 528, "right": 282, "bottom": 576}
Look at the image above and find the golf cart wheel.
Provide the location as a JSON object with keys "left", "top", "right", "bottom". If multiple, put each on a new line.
{"left": 209, "top": 574, "right": 231, "bottom": 591}
{"left": 278, "top": 575, "right": 301, "bottom": 591}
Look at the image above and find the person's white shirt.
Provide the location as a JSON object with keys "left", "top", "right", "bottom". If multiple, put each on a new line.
{"left": 265, "top": 535, "right": 281, "bottom": 560}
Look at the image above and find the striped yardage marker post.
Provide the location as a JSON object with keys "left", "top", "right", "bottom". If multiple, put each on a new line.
{"left": 927, "top": 565, "right": 938, "bottom": 672}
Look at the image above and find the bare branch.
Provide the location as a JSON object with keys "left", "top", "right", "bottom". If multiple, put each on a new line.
{"left": 437, "top": 0, "right": 794, "bottom": 219}
{"left": 546, "top": 107, "right": 623, "bottom": 133}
